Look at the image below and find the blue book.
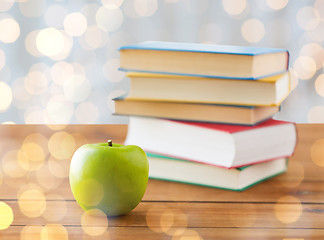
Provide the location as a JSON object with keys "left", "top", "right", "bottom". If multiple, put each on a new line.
{"left": 119, "top": 41, "right": 289, "bottom": 80}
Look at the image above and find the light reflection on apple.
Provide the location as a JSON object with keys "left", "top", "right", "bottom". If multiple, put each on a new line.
{"left": 74, "top": 178, "right": 105, "bottom": 207}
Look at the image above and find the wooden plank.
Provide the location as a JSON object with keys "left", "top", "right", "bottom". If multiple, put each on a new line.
{"left": 0, "top": 226, "right": 323, "bottom": 240}
{"left": 3, "top": 199, "right": 324, "bottom": 229}
{"left": 2, "top": 175, "right": 324, "bottom": 203}
{"left": 0, "top": 124, "right": 128, "bottom": 141}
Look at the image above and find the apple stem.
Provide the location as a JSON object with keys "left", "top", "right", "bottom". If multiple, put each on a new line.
{"left": 108, "top": 140, "right": 113, "bottom": 147}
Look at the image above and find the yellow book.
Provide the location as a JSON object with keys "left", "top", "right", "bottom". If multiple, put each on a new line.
{"left": 125, "top": 71, "right": 291, "bottom": 106}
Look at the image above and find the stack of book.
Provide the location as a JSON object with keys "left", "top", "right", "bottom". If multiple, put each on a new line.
{"left": 114, "top": 41, "right": 297, "bottom": 191}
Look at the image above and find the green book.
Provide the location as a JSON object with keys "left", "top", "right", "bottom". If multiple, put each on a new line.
{"left": 146, "top": 152, "right": 287, "bottom": 191}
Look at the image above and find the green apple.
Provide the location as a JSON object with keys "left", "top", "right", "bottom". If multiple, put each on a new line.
{"left": 69, "top": 140, "right": 149, "bottom": 217}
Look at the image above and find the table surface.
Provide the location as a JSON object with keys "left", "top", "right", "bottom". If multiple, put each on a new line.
{"left": 0, "top": 123, "right": 323, "bottom": 239}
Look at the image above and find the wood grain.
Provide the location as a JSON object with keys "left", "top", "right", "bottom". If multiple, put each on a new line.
{"left": 0, "top": 123, "right": 323, "bottom": 239}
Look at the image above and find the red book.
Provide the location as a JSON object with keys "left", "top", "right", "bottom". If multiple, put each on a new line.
{"left": 125, "top": 117, "right": 297, "bottom": 168}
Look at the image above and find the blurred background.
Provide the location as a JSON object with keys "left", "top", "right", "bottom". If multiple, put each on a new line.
{"left": 0, "top": 0, "right": 323, "bottom": 124}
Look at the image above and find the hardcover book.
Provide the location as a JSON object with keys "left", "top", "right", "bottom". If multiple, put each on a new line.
{"left": 113, "top": 96, "right": 280, "bottom": 125}
{"left": 119, "top": 41, "right": 289, "bottom": 80}
{"left": 125, "top": 117, "right": 297, "bottom": 169}
{"left": 124, "top": 72, "right": 291, "bottom": 106}
{"left": 147, "top": 153, "right": 288, "bottom": 191}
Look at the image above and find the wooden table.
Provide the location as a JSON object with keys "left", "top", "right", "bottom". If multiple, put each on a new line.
{"left": 0, "top": 124, "right": 323, "bottom": 239}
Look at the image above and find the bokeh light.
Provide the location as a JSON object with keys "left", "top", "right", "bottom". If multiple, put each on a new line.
{"left": 45, "top": 5, "right": 68, "bottom": 28}
{"left": 36, "top": 28, "right": 65, "bottom": 57}
{"left": 134, "top": 0, "right": 158, "bottom": 17}
{"left": 43, "top": 194, "right": 67, "bottom": 222}
{"left": 299, "top": 43, "right": 324, "bottom": 70}
{"left": 315, "top": 74, "right": 324, "bottom": 97}
{"left": 75, "top": 102, "right": 99, "bottom": 124}
{"left": 2, "top": 150, "right": 27, "bottom": 178}
{"left": 314, "top": 0, "right": 324, "bottom": 19}
{"left": 19, "top": 0, "right": 45, "bottom": 17}
{"left": 81, "top": 208, "right": 108, "bottom": 236}
{"left": 172, "top": 229, "right": 203, "bottom": 240}
{"left": 18, "top": 141, "right": 46, "bottom": 171}
{"left": 47, "top": 156, "right": 69, "bottom": 178}
{"left": 50, "top": 61, "right": 74, "bottom": 86}
{"left": 102, "top": 0, "right": 124, "bottom": 9}
{"left": 265, "top": 0, "right": 289, "bottom": 10}
{"left": 41, "top": 224, "right": 69, "bottom": 240}
{"left": 274, "top": 195, "right": 302, "bottom": 224}
{"left": 103, "top": 58, "right": 125, "bottom": 82}
{"left": 146, "top": 204, "right": 188, "bottom": 235}
{"left": 0, "top": 82, "right": 13, "bottom": 112}
{"left": 0, "top": 17, "right": 20, "bottom": 43}
{"left": 24, "top": 71, "right": 49, "bottom": 96}
{"left": 310, "top": 138, "right": 324, "bottom": 167}
{"left": 36, "top": 162, "right": 63, "bottom": 190}
{"left": 25, "top": 30, "right": 43, "bottom": 57}
{"left": 241, "top": 18, "right": 265, "bottom": 43}
{"left": 296, "top": 6, "right": 320, "bottom": 31}
{"left": 222, "top": 0, "right": 246, "bottom": 16}
{"left": 0, "top": 1, "right": 322, "bottom": 124}
{"left": 0, "top": 49, "right": 6, "bottom": 71}
{"left": 48, "top": 131, "right": 76, "bottom": 160}
{"left": 0, "top": 0, "right": 15, "bottom": 12}
{"left": 21, "top": 225, "right": 43, "bottom": 240}
{"left": 96, "top": 7, "right": 123, "bottom": 32}
{"left": 63, "top": 74, "right": 91, "bottom": 103}
{"left": 82, "top": 25, "right": 108, "bottom": 49}
{"left": 280, "top": 160, "right": 304, "bottom": 188}
{"left": 64, "top": 12, "right": 88, "bottom": 37}
{"left": 307, "top": 106, "right": 324, "bottom": 123}
{"left": 198, "top": 23, "right": 222, "bottom": 44}
{"left": 45, "top": 94, "right": 74, "bottom": 124}
{"left": 293, "top": 56, "right": 317, "bottom": 80}
{"left": 0, "top": 202, "right": 14, "bottom": 230}
{"left": 73, "top": 179, "right": 104, "bottom": 207}
{"left": 18, "top": 187, "right": 46, "bottom": 218}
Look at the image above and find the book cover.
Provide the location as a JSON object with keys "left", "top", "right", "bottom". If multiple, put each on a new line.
{"left": 125, "top": 117, "right": 297, "bottom": 168}
{"left": 119, "top": 41, "right": 288, "bottom": 56}
{"left": 113, "top": 95, "right": 280, "bottom": 125}
{"left": 125, "top": 71, "right": 291, "bottom": 106}
{"left": 119, "top": 41, "right": 290, "bottom": 80}
{"left": 146, "top": 152, "right": 288, "bottom": 191}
